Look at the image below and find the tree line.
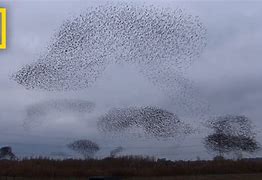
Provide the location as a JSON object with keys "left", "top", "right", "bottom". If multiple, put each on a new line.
{"left": 0, "top": 115, "right": 260, "bottom": 161}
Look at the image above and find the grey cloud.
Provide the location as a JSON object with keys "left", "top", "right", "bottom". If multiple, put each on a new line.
{"left": 0, "top": 0, "right": 262, "bottom": 160}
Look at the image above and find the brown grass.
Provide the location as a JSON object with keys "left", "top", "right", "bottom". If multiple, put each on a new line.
{"left": 126, "top": 174, "right": 262, "bottom": 180}
{"left": 1, "top": 156, "right": 262, "bottom": 178}
{"left": 2, "top": 174, "right": 262, "bottom": 180}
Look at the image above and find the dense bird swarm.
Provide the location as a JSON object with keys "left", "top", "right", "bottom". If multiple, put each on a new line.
{"left": 12, "top": 3, "right": 207, "bottom": 138}
{"left": 206, "top": 115, "right": 255, "bottom": 138}
{"left": 12, "top": 4, "right": 206, "bottom": 92}
{"left": 24, "top": 99, "right": 95, "bottom": 128}
{"left": 204, "top": 115, "right": 260, "bottom": 157}
{"left": 67, "top": 139, "right": 100, "bottom": 159}
{"left": 98, "top": 106, "right": 192, "bottom": 139}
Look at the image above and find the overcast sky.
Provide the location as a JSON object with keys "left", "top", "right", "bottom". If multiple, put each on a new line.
{"left": 0, "top": 0, "right": 262, "bottom": 160}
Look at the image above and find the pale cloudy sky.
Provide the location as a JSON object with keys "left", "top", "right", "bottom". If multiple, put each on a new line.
{"left": 0, "top": 0, "right": 262, "bottom": 160}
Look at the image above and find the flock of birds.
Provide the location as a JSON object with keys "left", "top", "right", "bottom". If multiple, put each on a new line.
{"left": 12, "top": 4, "right": 207, "bottom": 140}
{"left": 98, "top": 106, "right": 192, "bottom": 139}
{"left": 23, "top": 99, "right": 95, "bottom": 128}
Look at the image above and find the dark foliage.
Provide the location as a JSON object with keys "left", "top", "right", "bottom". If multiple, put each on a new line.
{"left": 2, "top": 156, "right": 262, "bottom": 177}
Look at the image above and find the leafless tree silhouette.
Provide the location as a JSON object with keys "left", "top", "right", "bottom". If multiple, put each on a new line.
{"left": 204, "top": 115, "right": 260, "bottom": 159}
{"left": 110, "top": 146, "right": 124, "bottom": 158}
{"left": 0, "top": 146, "right": 16, "bottom": 160}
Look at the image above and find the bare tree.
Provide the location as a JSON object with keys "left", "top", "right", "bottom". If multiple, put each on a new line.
{"left": 110, "top": 146, "right": 124, "bottom": 158}
{"left": 67, "top": 140, "right": 100, "bottom": 159}
{"left": 0, "top": 146, "right": 16, "bottom": 160}
{"left": 204, "top": 115, "right": 259, "bottom": 159}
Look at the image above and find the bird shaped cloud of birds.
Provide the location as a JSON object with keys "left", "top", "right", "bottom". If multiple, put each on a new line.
{"left": 97, "top": 106, "right": 192, "bottom": 139}
{"left": 23, "top": 99, "right": 95, "bottom": 128}
{"left": 12, "top": 3, "right": 206, "bottom": 92}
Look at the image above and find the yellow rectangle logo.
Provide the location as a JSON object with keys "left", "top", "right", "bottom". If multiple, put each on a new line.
{"left": 0, "top": 8, "right": 7, "bottom": 49}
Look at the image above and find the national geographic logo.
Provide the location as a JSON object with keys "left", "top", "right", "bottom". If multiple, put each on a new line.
{"left": 0, "top": 8, "right": 6, "bottom": 49}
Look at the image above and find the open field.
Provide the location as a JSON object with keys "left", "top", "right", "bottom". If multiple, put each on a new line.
{"left": 1, "top": 156, "right": 262, "bottom": 179}
{"left": 2, "top": 174, "right": 262, "bottom": 180}
{"left": 127, "top": 174, "right": 262, "bottom": 180}
{"left": 126, "top": 174, "right": 262, "bottom": 180}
